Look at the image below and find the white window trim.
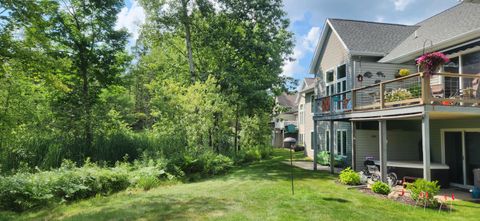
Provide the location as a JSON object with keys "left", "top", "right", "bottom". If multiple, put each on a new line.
{"left": 325, "top": 130, "right": 330, "bottom": 151}
{"left": 336, "top": 129, "right": 347, "bottom": 156}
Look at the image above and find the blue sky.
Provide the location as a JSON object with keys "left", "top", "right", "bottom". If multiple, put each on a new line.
{"left": 117, "top": 0, "right": 460, "bottom": 81}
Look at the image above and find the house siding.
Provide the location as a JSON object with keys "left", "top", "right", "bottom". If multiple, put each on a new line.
{"left": 352, "top": 61, "right": 416, "bottom": 88}
{"left": 320, "top": 31, "right": 349, "bottom": 75}
{"left": 302, "top": 91, "right": 315, "bottom": 158}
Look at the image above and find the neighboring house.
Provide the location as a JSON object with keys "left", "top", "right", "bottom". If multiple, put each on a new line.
{"left": 271, "top": 93, "right": 298, "bottom": 148}
{"left": 310, "top": 0, "right": 480, "bottom": 189}
{"left": 296, "top": 78, "right": 318, "bottom": 157}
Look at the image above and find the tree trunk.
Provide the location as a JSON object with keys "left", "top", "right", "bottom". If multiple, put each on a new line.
{"left": 181, "top": 0, "right": 195, "bottom": 83}
{"left": 80, "top": 51, "right": 92, "bottom": 155}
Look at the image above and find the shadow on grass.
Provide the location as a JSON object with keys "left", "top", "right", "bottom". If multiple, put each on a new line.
{"left": 27, "top": 195, "right": 232, "bottom": 221}
{"left": 321, "top": 197, "right": 350, "bottom": 203}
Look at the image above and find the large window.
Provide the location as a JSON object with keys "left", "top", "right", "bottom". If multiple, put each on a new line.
{"left": 462, "top": 50, "right": 480, "bottom": 75}
{"left": 310, "top": 94, "right": 315, "bottom": 112}
{"left": 337, "top": 64, "right": 347, "bottom": 79}
{"left": 336, "top": 130, "right": 347, "bottom": 156}
{"left": 310, "top": 131, "right": 314, "bottom": 150}
{"left": 325, "top": 130, "right": 330, "bottom": 151}
{"left": 299, "top": 104, "right": 304, "bottom": 125}
{"left": 326, "top": 70, "right": 334, "bottom": 83}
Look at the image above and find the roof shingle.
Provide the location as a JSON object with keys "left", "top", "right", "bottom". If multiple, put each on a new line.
{"left": 380, "top": 2, "right": 480, "bottom": 63}
{"left": 328, "top": 19, "right": 418, "bottom": 56}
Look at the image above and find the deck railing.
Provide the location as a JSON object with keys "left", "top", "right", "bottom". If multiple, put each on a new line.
{"left": 315, "top": 72, "right": 480, "bottom": 115}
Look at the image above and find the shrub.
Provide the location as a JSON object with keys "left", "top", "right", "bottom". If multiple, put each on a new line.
{"left": 371, "top": 181, "right": 390, "bottom": 195}
{"left": 0, "top": 161, "right": 130, "bottom": 211}
{"left": 339, "top": 167, "right": 360, "bottom": 185}
{"left": 406, "top": 179, "right": 440, "bottom": 207}
{"left": 136, "top": 176, "right": 160, "bottom": 191}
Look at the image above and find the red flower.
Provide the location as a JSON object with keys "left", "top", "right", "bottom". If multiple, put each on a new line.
{"left": 416, "top": 52, "right": 449, "bottom": 77}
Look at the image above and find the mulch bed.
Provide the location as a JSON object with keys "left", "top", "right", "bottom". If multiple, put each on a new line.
{"left": 349, "top": 183, "right": 452, "bottom": 211}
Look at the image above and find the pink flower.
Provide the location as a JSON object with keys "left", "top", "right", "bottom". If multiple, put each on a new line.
{"left": 416, "top": 52, "right": 449, "bottom": 76}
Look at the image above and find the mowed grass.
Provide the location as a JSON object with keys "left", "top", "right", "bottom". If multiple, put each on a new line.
{"left": 1, "top": 150, "right": 479, "bottom": 221}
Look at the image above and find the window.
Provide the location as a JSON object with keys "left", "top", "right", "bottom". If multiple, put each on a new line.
{"left": 337, "top": 64, "right": 347, "bottom": 79}
{"left": 326, "top": 70, "right": 334, "bottom": 83}
{"left": 299, "top": 133, "right": 304, "bottom": 145}
{"left": 299, "top": 104, "right": 304, "bottom": 125}
{"left": 462, "top": 50, "right": 480, "bottom": 75}
{"left": 310, "top": 95, "right": 315, "bottom": 112}
{"left": 310, "top": 131, "right": 314, "bottom": 150}
{"left": 444, "top": 57, "right": 460, "bottom": 98}
{"left": 325, "top": 130, "right": 330, "bottom": 151}
{"left": 336, "top": 130, "right": 347, "bottom": 156}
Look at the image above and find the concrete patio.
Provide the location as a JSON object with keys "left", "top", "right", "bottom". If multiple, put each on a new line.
{"left": 283, "top": 160, "right": 343, "bottom": 174}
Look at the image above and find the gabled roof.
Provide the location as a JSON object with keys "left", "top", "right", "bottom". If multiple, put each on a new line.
{"left": 276, "top": 93, "right": 297, "bottom": 109}
{"left": 380, "top": 1, "right": 480, "bottom": 63}
{"left": 328, "top": 19, "right": 418, "bottom": 56}
{"left": 309, "top": 18, "right": 417, "bottom": 73}
{"left": 299, "top": 78, "right": 316, "bottom": 93}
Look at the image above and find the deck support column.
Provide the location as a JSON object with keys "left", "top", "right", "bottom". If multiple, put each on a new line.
{"left": 422, "top": 113, "right": 431, "bottom": 181}
{"left": 379, "top": 120, "right": 388, "bottom": 182}
{"left": 329, "top": 120, "right": 335, "bottom": 174}
{"left": 351, "top": 121, "right": 356, "bottom": 171}
{"left": 313, "top": 120, "right": 318, "bottom": 171}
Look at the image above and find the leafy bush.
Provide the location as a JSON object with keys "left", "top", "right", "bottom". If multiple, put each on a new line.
{"left": 136, "top": 176, "right": 160, "bottom": 191}
{"left": 339, "top": 167, "right": 360, "bottom": 185}
{"left": 173, "top": 151, "right": 233, "bottom": 178}
{"left": 406, "top": 179, "right": 440, "bottom": 207}
{"left": 371, "top": 181, "right": 390, "bottom": 195}
{"left": 0, "top": 160, "right": 130, "bottom": 211}
{"left": 316, "top": 151, "right": 347, "bottom": 167}
{"left": 407, "top": 85, "right": 421, "bottom": 98}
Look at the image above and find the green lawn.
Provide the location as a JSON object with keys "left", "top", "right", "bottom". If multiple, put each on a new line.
{"left": 1, "top": 150, "right": 479, "bottom": 221}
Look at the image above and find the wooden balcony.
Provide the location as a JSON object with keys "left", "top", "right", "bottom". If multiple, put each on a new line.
{"left": 316, "top": 72, "right": 480, "bottom": 116}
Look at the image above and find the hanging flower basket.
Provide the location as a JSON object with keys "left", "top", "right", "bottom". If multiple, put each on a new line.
{"left": 416, "top": 52, "right": 449, "bottom": 77}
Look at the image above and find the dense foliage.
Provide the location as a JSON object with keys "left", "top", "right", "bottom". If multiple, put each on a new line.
{"left": 406, "top": 179, "right": 440, "bottom": 207}
{"left": 371, "top": 181, "right": 390, "bottom": 195}
{"left": 0, "top": 0, "right": 293, "bottom": 212}
{"left": 339, "top": 167, "right": 361, "bottom": 185}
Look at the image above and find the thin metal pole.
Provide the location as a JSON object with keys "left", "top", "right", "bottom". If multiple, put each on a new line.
{"left": 290, "top": 146, "right": 294, "bottom": 195}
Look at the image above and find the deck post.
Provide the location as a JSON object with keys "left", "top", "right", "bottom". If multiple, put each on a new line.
{"left": 313, "top": 120, "right": 318, "bottom": 171}
{"left": 351, "top": 121, "right": 356, "bottom": 171}
{"left": 379, "top": 120, "right": 388, "bottom": 182}
{"left": 329, "top": 120, "right": 335, "bottom": 174}
{"left": 422, "top": 113, "right": 431, "bottom": 181}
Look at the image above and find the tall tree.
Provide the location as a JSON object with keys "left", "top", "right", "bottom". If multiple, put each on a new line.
{"left": 4, "top": 0, "right": 130, "bottom": 155}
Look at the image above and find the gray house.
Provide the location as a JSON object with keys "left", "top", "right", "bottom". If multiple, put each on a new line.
{"left": 271, "top": 93, "right": 298, "bottom": 148}
{"left": 310, "top": 0, "right": 480, "bottom": 189}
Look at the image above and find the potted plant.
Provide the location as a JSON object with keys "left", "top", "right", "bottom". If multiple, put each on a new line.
{"left": 384, "top": 88, "right": 413, "bottom": 103}
{"left": 395, "top": 69, "right": 411, "bottom": 78}
{"left": 416, "top": 52, "right": 449, "bottom": 77}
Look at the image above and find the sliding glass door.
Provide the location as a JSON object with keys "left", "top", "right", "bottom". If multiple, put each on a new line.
{"left": 445, "top": 132, "right": 464, "bottom": 185}
{"left": 465, "top": 132, "right": 480, "bottom": 186}
{"left": 444, "top": 130, "right": 480, "bottom": 187}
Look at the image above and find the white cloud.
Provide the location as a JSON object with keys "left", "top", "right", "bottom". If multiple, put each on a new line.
{"left": 392, "top": 0, "right": 414, "bottom": 11}
{"left": 116, "top": 0, "right": 145, "bottom": 42}
{"left": 282, "top": 26, "right": 321, "bottom": 77}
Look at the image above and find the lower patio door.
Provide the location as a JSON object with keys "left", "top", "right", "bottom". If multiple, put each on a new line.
{"left": 443, "top": 130, "right": 480, "bottom": 188}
